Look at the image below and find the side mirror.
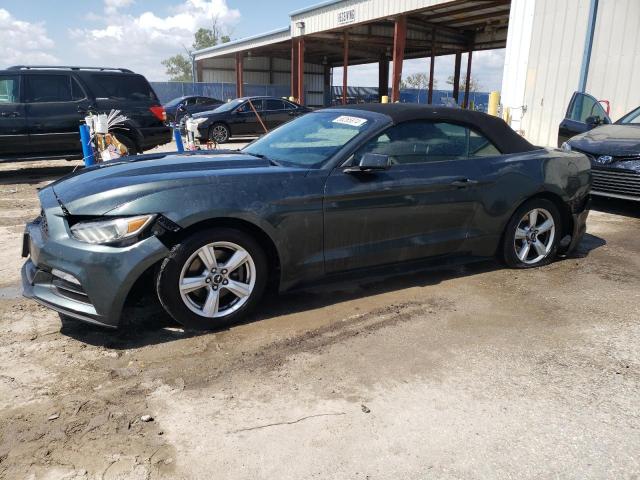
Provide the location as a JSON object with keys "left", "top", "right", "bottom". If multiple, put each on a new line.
{"left": 345, "top": 153, "right": 391, "bottom": 173}
{"left": 585, "top": 115, "right": 602, "bottom": 128}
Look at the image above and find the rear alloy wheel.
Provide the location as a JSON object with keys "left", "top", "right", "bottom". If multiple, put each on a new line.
{"left": 502, "top": 199, "right": 561, "bottom": 268}
{"left": 209, "top": 123, "right": 230, "bottom": 144}
{"left": 157, "top": 228, "right": 267, "bottom": 330}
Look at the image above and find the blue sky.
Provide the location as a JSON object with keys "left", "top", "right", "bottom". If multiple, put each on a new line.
{"left": 0, "top": 0, "right": 504, "bottom": 90}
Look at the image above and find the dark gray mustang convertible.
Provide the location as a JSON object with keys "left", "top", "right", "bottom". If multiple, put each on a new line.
{"left": 22, "top": 104, "right": 591, "bottom": 330}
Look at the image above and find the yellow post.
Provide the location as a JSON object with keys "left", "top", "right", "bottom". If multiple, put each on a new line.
{"left": 488, "top": 91, "right": 500, "bottom": 116}
{"left": 381, "top": 95, "right": 389, "bottom": 104}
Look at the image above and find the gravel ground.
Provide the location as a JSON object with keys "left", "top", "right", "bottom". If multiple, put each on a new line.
{"left": 0, "top": 148, "right": 638, "bottom": 479}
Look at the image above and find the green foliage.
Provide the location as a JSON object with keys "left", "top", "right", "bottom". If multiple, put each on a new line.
{"left": 161, "top": 54, "right": 193, "bottom": 82}
{"left": 162, "top": 21, "right": 232, "bottom": 81}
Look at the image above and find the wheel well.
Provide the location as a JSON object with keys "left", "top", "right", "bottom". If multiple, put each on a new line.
{"left": 163, "top": 217, "right": 281, "bottom": 287}
{"left": 527, "top": 192, "right": 574, "bottom": 239}
{"left": 498, "top": 192, "right": 574, "bottom": 256}
{"left": 111, "top": 128, "right": 141, "bottom": 153}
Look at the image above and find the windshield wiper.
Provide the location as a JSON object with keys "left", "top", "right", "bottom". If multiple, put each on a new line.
{"left": 242, "top": 151, "right": 281, "bottom": 166}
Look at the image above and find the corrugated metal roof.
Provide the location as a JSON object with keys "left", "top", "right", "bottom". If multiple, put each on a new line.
{"left": 193, "top": 27, "right": 291, "bottom": 59}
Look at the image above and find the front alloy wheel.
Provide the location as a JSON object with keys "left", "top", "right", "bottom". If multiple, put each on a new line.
{"left": 157, "top": 228, "right": 267, "bottom": 330}
{"left": 179, "top": 241, "right": 256, "bottom": 318}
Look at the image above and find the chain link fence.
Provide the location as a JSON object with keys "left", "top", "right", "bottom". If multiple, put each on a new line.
{"left": 151, "top": 82, "right": 490, "bottom": 112}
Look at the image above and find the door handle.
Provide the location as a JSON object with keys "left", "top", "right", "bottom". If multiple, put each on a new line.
{"left": 450, "top": 178, "right": 479, "bottom": 188}
{"left": 0, "top": 111, "right": 20, "bottom": 118}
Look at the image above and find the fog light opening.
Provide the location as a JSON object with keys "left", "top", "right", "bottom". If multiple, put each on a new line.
{"left": 51, "top": 269, "right": 81, "bottom": 286}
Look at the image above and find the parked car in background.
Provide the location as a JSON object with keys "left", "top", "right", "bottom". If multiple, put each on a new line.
{"left": 22, "top": 104, "right": 591, "bottom": 330}
{"left": 559, "top": 91, "right": 640, "bottom": 201}
{"left": 0, "top": 66, "right": 171, "bottom": 162}
{"left": 189, "top": 96, "right": 309, "bottom": 143}
{"left": 164, "top": 95, "right": 223, "bottom": 124}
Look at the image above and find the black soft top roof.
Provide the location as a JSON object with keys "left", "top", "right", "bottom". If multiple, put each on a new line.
{"left": 330, "top": 103, "right": 537, "bottom": 154}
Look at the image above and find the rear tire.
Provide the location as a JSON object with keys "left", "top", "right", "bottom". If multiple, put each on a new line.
{"left": 502, "top": 198, "right": 562, "bottom": 268}
{"left": 156, "top": 228, "right": 267, "bottom": 330}
{"left": 111, "top": 133, "right": 138, "bottom": 156}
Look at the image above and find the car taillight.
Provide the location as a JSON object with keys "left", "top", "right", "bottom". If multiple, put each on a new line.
{"left": 149, "top": 105, "right": 166, "bottom": 122}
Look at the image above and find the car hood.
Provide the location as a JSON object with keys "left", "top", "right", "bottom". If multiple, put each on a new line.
{"left": 192, "top": 109, "right": 224, "bottom": 118}
{"left": 568, "top": 124, "right": 640, "bottom": 156}
{"left": 48, "top": 151, "right": 273, "bottom": 215}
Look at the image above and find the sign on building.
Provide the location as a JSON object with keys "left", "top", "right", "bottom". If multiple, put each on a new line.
{"left": 337, "top": 9, "right": 356, "bottom": 26}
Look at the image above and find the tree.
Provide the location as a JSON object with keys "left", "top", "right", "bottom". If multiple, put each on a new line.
{"left": 161, "top": 54, "right": 193, "bottom": 82}
{"left": 400, "top": 72, "right": 435, "bottom": 90}
{"left": 446, "top": 75, "right": 481, "bottom": 94}
{"left": 162, "top": 20, "right": 232, "bottom": 82}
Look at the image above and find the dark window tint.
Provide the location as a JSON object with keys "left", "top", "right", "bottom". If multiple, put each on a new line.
{"left": 71, "top": 77, "right": 86, "bottom": 101}
{"left": 284, "top": 101, "right": 298, "bottom": 110}
{"left": 567, "top": 93, "right": 609, "bottom": 123}
{"left": 468, "top": 129, "right": 501, "bottom": 157}
{"left": 25, "top": 75, "right": 73, "bottom": 103}
{"left": 355, "top": 121, "right": 500, "bottom": 165}
{"left": 265, "top": 99, "right": 285, "bottom": 111}
{"left": 237, "top": 100, "right": 264, "bottom": 112}
{"left": 0, "top": 75, "right": 19, "bottom": 103}
{"left": 89, "top": 74, "right": 158, "bottom": 102}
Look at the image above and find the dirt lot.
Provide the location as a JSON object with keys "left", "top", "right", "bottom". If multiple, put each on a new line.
{"left": 0, "top": 152, "right": 639, "bottom": 479}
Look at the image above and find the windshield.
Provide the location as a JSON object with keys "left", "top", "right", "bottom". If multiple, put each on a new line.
{"left": 213, "top": 98, "right": 245, "bottom": 113}
{"left": 243, "top": 111, "right": 377, "bottom": 168}
{"left": 616, "top": 106, "right": 640, "bottom": 125}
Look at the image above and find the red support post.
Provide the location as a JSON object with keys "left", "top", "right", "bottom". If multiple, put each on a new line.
{"left": 428, "top": 27, "right": 435, "bottom": 104}
{"left": 463, "top": 48, "right": 473, "bottom": 108}
{"left": 297, "top": 37, "right": 305, "bottom": 105}
{"left": 391, "top": 15, "right": 407, "bottom": 103}
{"left": 235, "top": 52, "right": 244, "bottom": 98}
{"left": 342, "top": 31, "right": 349, "bottom": 105}
{"left": 291, "top": 39, "right": 298, "bottom": 100}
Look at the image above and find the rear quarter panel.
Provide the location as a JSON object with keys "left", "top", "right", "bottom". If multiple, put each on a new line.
{"left": 471, "top": 148, "right": 591, "bottom": 254}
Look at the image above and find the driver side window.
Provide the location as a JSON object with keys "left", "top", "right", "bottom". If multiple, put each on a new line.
{"left": 354, "top": 121, "right": 500, "bottom": 165}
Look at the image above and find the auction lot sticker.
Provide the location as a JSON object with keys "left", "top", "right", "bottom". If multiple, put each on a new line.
{"left": 332, "top": 115, "right": 368, "bottom": 127}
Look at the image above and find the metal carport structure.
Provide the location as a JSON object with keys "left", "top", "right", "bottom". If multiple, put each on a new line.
{"left": 193, "top": 0, "right": 510, "bottom": 107}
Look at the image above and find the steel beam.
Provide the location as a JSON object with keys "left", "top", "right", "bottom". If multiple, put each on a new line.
{"left": 428, "top": 26, "right": 435, "bottom": 104}
{"left": 391, "top": 15, "right": 407, "bottom": 103}
{"left": 235, "top": 52, "right": 244, "bottom": 98}
{"left": 453, "top": 52, "right": 461, "bottom": 104}
{"left": 463, "top": 48, "right": 473, "bottom": 108}
{"left": 291, "top": 39, "right": 298, "bottom": 100}
{"left": 343, "top": 31, "right": 349, "bottom": 105}
{"left": 298, "top": 37, "right": 305, "bottom": 104}
{"left": 379, "top": 53, "right": 389, "bottom": 101}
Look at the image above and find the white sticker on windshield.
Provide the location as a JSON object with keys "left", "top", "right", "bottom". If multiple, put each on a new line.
{"left": 332, "top": 115, "right": 368, "bottom": 127}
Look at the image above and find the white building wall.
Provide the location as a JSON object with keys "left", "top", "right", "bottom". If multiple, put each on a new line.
{"left": 518, "top": 0, "right": 591, "bottom": 147}
{"left": 586, "top": 0, "right": 640, "bottom": 121}
{"left": 504, "top": 0, "right": 640, "bottom": 147}
{"left": 500, "top": 0, "right": 536, "bottom": 135}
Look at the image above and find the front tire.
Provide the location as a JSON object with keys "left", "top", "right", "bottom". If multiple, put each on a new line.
{"left": 156, "top": 228, "right": 267, "bottom": 330}
{"left": 502, "top": 198, "right": 562, "bottom": 268}
{"left": 209, "top": 123, "right": 230, "bottom": 144}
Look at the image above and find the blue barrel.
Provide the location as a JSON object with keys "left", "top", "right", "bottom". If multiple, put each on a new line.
{"left": 79, "top": 124, "right": 95, "bottom": 166}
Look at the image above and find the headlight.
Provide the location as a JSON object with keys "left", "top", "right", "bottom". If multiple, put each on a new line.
{"left": 561, "top": 142, "right": 572, "bottom": 151}
{"left": 70, "top": 215, "right": 155, "bottom": 244}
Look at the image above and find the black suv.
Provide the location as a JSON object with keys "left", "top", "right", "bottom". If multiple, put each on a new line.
{"left": 0, "top": 66, "right": 171, "bottom": 162}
